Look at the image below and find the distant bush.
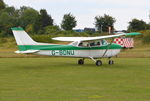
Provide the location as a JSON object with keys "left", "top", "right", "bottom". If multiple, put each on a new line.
{"left": 139, "top": 30, "right": 150, "bottom": 43}
{"left": 31, "top": 35, "right": 55, "bottom": 43}
{"left": 0, "top": 37, "right": 7, "bottom": 43}
{"left": 0, "top": 37, "right": 16, "bottom": 48}
{"left": 44, "top": 25, "right": 61, "bottom": 35}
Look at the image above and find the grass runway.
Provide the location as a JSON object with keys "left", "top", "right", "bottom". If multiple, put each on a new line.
{"left": 0, "top": 58, "right": 150, "bottom": 101}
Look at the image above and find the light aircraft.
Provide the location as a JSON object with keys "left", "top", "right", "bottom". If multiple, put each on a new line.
{"left": 11, "top": 27, "right": 141, "bottom": 66}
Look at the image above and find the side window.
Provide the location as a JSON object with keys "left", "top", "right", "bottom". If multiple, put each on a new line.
{"left": 83, "top": 42, "right": 89, "bottom": 47}
{"left": 78, "top": 42, "right": 89, "bottom": 47}
{"left": 78, "top": 42, "right": 83, "bottom": 46}
{"left": 101, "top": 39, "right": 108, "bottom": 45}
{"left": 96, "top": 41, "right": 101, "bottom": 46}
{"left": 90, "top": 42, "right": 95, "bottom": 46}
{"left": 89, "top": 41, "right": 101, "bottom": 47}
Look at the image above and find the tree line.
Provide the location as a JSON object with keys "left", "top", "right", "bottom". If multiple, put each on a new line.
{"left": 0, "top": 0, "right": 79, "bottom": 37}
{"left": 0, "top": 0, "right": 150, "bottom": 38}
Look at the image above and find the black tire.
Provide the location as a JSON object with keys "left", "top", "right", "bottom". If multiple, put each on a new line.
{"left": 96, "top": 60, "right": 102, "bottom": 66}
{"left": 78, "top": 59, "right": 84, "bottom": 65}
{"left": 109, "top": 60, "right": 114, "bottom": 65}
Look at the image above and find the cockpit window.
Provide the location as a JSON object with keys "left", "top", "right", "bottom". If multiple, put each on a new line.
{"left": 78, "top": 42, "right": 83, "bottom": 46}
{"left": 70, "top": 41, "right": 78, "bottom": 46}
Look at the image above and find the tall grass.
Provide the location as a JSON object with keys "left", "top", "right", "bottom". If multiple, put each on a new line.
{"left": 0, "top": 37, "right": 16, "bottom": 48}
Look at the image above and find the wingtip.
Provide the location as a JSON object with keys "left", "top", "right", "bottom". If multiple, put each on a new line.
{"left": 125, "top": 32, "right": 142, "bottom": 36}
{"left": 11, "top": 27, "right": 24, "bottom": 31}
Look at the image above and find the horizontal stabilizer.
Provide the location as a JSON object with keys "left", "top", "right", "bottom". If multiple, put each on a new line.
{"left": 15, "top": 50, "right": 39, "bottom": 54}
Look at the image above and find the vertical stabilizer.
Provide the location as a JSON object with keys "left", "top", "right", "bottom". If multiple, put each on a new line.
{"left": 11, "top": 27, "right": 37, "bottom": 45}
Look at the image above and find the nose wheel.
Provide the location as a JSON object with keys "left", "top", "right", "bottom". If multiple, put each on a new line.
{"left": 89, "top": 57, "right": 103, "bottom": 66}
{"left": 96, "top": 60, "right": 102, "bottom": 66}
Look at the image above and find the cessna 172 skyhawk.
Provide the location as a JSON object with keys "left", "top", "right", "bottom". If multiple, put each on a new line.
{"left": 11, "top": 27, "right": 141, "bottom": 66}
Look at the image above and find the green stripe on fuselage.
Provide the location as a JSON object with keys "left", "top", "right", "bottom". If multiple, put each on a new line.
{"left": 18, "top": 43, "right": 122, "bottom": 51}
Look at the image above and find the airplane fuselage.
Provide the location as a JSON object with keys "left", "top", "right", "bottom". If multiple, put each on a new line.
{"left": 18, "top": 43, "right": 121, "bottom": 58}
{"left": 36, "top": 49, "right": 121, "bottom": 58}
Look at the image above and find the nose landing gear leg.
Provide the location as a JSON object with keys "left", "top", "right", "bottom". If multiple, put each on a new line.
{"left": 90, "top": 57, "right": 102, "bottom": 66}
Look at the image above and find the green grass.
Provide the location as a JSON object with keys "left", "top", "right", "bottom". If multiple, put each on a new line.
{"left": 0, "top": 58, "right": 150, "bottom": 101}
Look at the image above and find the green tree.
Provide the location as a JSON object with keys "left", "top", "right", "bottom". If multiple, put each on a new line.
{"left": 1, "top": 6, "right": 19, "bottom": 23}
{"left": 33, "top": 9, "right": 53, "bottom": 34}
{"left": 19, "top": 7, "right": 39, "bottom": 28}
{"left": 128, "top": 19, "right": 147, "bottom": 32}
{"left": 0, "top": 6, "right": 19, "bottom": 36}
{"left": 32, "top": 14, "right": 41, "bottom": 33}
{"left": 39, "top": 9, "right": 53, "bottom": 28}
{"left": 95, "top": 14, "right": 116, "bottom": 32}
{"left": 0, "top": 12, "right": 16, "bottom": 36}
{"left": 0, "top": 0, "right": 5, "bottom": 11}
{"left": 61, "top": 13, "right": 77, "bottom": 30}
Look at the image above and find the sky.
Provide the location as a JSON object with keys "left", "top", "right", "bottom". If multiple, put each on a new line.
{"left": 4, "top": 0, "right": 150, "bottom": 30}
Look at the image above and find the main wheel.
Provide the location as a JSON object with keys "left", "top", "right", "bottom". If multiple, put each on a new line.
{"left": 109, "top": 60, "right": 114, "bottom": 65}
{"left": 78, "top": 59, "right": 84, "bottom": 65}
{"left": 96, "top": 60, "right": 102, "bottom": 66}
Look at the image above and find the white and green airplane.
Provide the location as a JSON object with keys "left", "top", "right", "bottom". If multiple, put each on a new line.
{"left": 11, "top": 27, "right": 141, "bottom": 66}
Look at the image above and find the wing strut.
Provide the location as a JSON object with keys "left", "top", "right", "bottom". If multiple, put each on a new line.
{"left": 102, "top": 38, "right": 115, "bottom": 58}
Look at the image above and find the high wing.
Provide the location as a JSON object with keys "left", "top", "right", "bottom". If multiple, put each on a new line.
{"left": 52, "top": 32, "right": 141, "bottom": 42}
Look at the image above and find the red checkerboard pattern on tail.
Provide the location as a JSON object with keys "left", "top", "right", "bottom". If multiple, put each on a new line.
{"left": 113, "top": 37, "right": 134, "bottom": 48}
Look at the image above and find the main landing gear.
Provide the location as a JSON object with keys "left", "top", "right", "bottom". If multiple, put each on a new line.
{"left": 78, "top": 59, "right": 84, "bottom": 65}
{"left": 77, "top": 58, "right": 114, "bottom": 66}
{"left": 108, "top": 60, "right": 114, "bottom": 65}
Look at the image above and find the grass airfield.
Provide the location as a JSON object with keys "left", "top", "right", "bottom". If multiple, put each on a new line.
{"left": 0, "top": 57, "right": 150, "bottom": 101}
